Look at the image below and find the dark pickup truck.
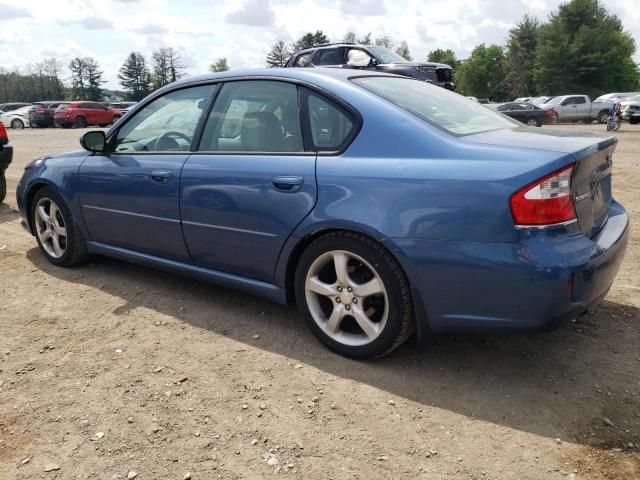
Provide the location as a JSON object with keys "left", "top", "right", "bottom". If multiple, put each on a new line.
{"left": 0, "top": 121, "right": 12, "bottom": 202}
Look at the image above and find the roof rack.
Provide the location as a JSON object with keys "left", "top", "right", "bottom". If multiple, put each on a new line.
{"left": 295, "top": 42, "right": 356, "bottom": 52}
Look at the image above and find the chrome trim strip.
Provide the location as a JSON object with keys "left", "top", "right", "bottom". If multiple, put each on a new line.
{"left": 515, "top": 219, "right": 578, "bottom": 229}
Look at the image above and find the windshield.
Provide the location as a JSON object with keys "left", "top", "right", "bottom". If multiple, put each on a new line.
{"left": 352, "top": 76, "right": 518, "bottom": 135}
{"left": 545, "top": 96, "right": 566, "bottom": 106}
{"left": 368, "top": 46, "right": 410, "bottom": 64}
{"left": 625, "top": 95, "right": 640, "bottom": 103}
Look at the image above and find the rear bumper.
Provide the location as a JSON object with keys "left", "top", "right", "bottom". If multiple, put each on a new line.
{"left": 394, "top": 201, "right": 630, "bottom": 334}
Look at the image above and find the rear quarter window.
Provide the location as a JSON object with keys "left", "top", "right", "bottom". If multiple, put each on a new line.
{"left": 351, "top": 76, "right": 518, "bottom": 136}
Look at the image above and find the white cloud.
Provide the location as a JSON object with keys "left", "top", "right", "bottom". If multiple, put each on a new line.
{"left": 226, "top": 0, "right": 276, "bottom": 27}
{"left": 0, "top": 3, "right": 32, "bottom": 19}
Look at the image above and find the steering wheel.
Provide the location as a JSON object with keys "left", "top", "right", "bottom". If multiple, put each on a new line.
{"left": 154, "top": 131, "right": 192, "bottom": 151}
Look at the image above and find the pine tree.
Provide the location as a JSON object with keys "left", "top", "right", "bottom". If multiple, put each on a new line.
{"left": 534, "top": 0, "right": 639, "bottom": 97}
{"left": 118, "top": 52, "right": 152, "bottom": 101}
{"left": 505, "top": 15, "right": 540, "bottom": 98}
{"left": 266, "top": 41, "right": 292, "bottom": 68}
{"left": 84, "top": 58, "right": 104, "bottom": 101}
{"left": 69, "top": 58, "right": 88, "bottom": 100}
{"left": 151, "top": 47, "right": 186, "bottom": 89}
{"left": 395, "top": 41, "right": 412, "bottom": 61}
{"left": 210, "top": 58, "right": 230, "bottom": 72}
{"left": 295, "top": 31, "right": 330, "bottom": 51}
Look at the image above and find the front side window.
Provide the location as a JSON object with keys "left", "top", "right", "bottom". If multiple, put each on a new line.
{"left": 114, "top": 85, "right": 213, "bottom": 153}
{"left": 199, "top": 80, "right": 303, "bottom": 153}
{"left": 352, "top": 76, "right": 518, "bottom": 136}
{"left": 306, "top": 91, "right": 354, "bottom": 150}
{"left": 367, "top": 46, "right": 410, "bottom": 64}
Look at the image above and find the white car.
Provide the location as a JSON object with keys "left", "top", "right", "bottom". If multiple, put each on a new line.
{"left": 0, "top": 106, "right": 31, "bottom": 129}
{"left": 620, "top": 95, "right": 640, "bottom": 124}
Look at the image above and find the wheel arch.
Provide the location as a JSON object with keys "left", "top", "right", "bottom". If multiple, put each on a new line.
{"left": 278, "top": 224, "right": 429, "bottom": 341}
{"left": 24, "top": 181, "right": 56, "bottom": 234}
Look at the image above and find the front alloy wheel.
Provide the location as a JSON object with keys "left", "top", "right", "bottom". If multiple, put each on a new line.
{"left": 295, "top": 232, "right": 414, "bottom": 359}
{"left": 34, "top": 197, "right": 67, "bottom": 259}
{"left": 31, "top": 187, "right": 88, "bottom": 267}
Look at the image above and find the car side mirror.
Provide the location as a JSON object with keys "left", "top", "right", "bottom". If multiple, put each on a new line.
{"left": 80, "top": 130, "right": 106, "bottom": 153}
{"left": 347, "top": 50, "right": 373, "bottom": 68}
{"left": 560, "top": 101, "right": 569, "bottom": 106}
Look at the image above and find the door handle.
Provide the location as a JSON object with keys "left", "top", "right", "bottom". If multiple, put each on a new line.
{"left": 151, "top": 170, "right": 172, "bottom": 183}
{"left": 272, "top": 176, "right": 303, "bottom": 192}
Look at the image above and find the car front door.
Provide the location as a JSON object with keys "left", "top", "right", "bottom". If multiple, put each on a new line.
{"left": 180, "top": 80, "right": 320, "bottom": 282}
{"left": 78, "top": 84, "right": 215, "bottom": 262}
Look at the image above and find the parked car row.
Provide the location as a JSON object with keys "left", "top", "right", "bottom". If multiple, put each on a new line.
{"left": 0, "top": 101, "right": 137, "bottom": 129}
{"left": 487, "top": 102, "right": 554, "bottom": 127}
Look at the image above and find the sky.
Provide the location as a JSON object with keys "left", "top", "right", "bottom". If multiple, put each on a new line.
{"left": 1, "top": 0, "right": 639, "bottom": 89}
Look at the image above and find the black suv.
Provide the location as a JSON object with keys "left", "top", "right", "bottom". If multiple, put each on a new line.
{"left": 285, "top": 43, "right": 454, "bottom": 90}
{"left": 28, "top": 101, "right": 65, "bottom": 128}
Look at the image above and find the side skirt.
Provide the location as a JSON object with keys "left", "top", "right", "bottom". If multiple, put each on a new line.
{"left": 85, "top": 241, "right": 288, "bottom": 305}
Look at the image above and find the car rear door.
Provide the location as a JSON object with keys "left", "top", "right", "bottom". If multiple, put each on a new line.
{"left": 78, "top": 84, "right": 215, "bottom": 262}
{"left": 180, "top": 80, "right": 318, "bottom": 282}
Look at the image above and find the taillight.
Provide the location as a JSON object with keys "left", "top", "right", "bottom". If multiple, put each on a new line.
{"left": 510, "top": 164, "right": 576, "bottom": 226}
{"left": 0, "top": 122, "right": 8, "bottom": 145}
{"left": 37, "top": 108, "right": 46, "bottom": 113}
{"left": 545, "top": 109, "right": 555, "bottom": 116}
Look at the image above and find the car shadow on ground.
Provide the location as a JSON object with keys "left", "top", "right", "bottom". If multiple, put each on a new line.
{"left": 26, "top": 249, "right": 640, "bottom": 451}
{"left": 0, "top": 203, "right": 21, "bottom": 225}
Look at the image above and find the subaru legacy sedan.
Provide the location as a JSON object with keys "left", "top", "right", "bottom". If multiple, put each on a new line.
{"left": 17, "top": 69, "right": 629, "bottom": 359}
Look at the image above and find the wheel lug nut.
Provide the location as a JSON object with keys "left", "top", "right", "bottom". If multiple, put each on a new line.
{"left": 337, "top": 286, "right": 342, "bottom": 292}
{"left": 336, "top": 298, "right": 341, "bottom": 303}
{"left": 353, "top": 298, "right": 358, "bottom": 304}
{"left": 345, "top": 305, "right": 350, "bottom": 311}
{"left": 347, "top": 286, "right": 352, "bottom": 292}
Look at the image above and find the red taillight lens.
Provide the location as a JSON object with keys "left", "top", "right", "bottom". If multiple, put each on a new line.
{"left": 510, "top": 164, "right": 576, "bottom": 226}
{"left": 545, "top": 109, "right": 555, "bottom": 116}
{"left": 0, "top": 122, "right": 8, "bottom": 145}
{"left": 37, "top": 108, "right": 46, "bottom": 113}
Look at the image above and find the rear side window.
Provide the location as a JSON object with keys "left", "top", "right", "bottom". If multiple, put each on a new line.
{"left": 305, "top": 91, "right": 354, "bottom": 151}
{"left": 294, "top": 53, "right": 312, "bottom": 67}
{"left": 313, "top": 48, "right": 343, "bottom": 66}
{"left": 199, "top": 80, "right": 304, "bottom": 153}
{"left": 352, "top": 76, "right": 517, "bottom": 136}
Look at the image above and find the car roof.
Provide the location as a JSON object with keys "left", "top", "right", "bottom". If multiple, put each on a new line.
{"left": 170, "top": 67, "right": 398, "bottom": 91}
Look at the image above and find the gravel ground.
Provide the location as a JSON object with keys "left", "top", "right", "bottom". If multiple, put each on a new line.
{"left": 0, "top": 125, "right": 639, "bottom": 480}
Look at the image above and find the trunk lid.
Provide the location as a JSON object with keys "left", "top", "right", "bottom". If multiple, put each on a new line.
{"left": 465, "top": 127, "right": 615, "bottom": 237}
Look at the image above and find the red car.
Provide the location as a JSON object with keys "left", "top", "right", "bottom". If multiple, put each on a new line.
{"left": 54, "top": 101, "right": 121, "bottom": 128}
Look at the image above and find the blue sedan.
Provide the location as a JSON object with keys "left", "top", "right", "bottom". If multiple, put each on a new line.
{"left": 17, "top": 69, "right": 629, "bottom": 358}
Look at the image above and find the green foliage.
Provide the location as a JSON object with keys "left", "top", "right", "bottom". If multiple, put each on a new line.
{"left": 118, "top": 52, "right": 152, "bottom": 102}
{"left": 266, "top": 41, "right": 293, "bottom": 68}
{"left": 358, "top": 33, "right": 372, "bottom": 45}
{"left": 395, "top": 41, "right": 412, "bottom": 61}
{"left": 505, "top": 15, "right": 540, "bottom": 98}
{"left": 70, "top": 57, "right": 104, "bottom": 101}
{"left": 151, "top": 47, "right": 186, "bottom": 89}
{"left": 375, "top": 36, "right": 393, "bottom": 49}
{"left": 210, "top": 58, "right": 230, "bottom": 72}
{"left": 427, "top": 49, "right": 459, "bottom": 69}
{"left": 0, "top": 58, "right": 65, "bottom": 102}
{"left": 534, "top": 0, "right": 639, "bottom": 97}
{"left": 343, "top": 32, "right": 356, "bottom": 43}
{"left": 295, "top": 31, "right": 330, "bottom": 51}
{"left": 455, "top": 44, "right": 508, "bottom": 100}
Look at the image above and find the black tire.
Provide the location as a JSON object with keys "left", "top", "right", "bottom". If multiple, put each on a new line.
{"left": 630, "top": 117, "right": 639, "bottom": 125}
{"left": 0, "top": 173, "right": 6, "bottom": 203}
{"left": 10, "top": 119, "right": 24, "bottom": 129}
{"left": 295, "top": 231, "right": 414, "bottom": 359}
{"left": 73, "top": 116, "right": 87, "bottom": 128}
{"left": 598, "top": 110, "right": 609, "bottom": 124}
{"left": 31, "top": 186, "right": 88, "bottom": 267}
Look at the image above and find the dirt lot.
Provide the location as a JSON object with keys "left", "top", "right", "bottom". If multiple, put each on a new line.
{"left": 0, "top": 125, "right": 639, "bottom": 480}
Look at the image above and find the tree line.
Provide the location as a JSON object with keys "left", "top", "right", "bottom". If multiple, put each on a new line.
{"left": 1, "top": 0, "right": 637, "bottom": 104}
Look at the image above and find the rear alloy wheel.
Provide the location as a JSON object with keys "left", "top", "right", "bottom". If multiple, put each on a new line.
{"left": 10, "top": 119, "right": 24, "bottom": 129}
{"left": 295, "top": 232, "right": 414, "bottom": 359}
{"left": 73, "top": 116, "right": 87, "bottom": 128}
{"left": 32, "top": 187, "right": 88, "bottom": 267}
{"left": 526, "top": 117, "right": 540, "bottom": 127}
{"left": 598, "top": 111, "right": 610, "bottom": 124}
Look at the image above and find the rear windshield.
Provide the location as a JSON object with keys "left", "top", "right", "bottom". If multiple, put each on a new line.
{"left": 351, "top": 76, "right": 517, "bottom": 136}
{"left": 57, "top": 103, "right": 71, "bottom": 110}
